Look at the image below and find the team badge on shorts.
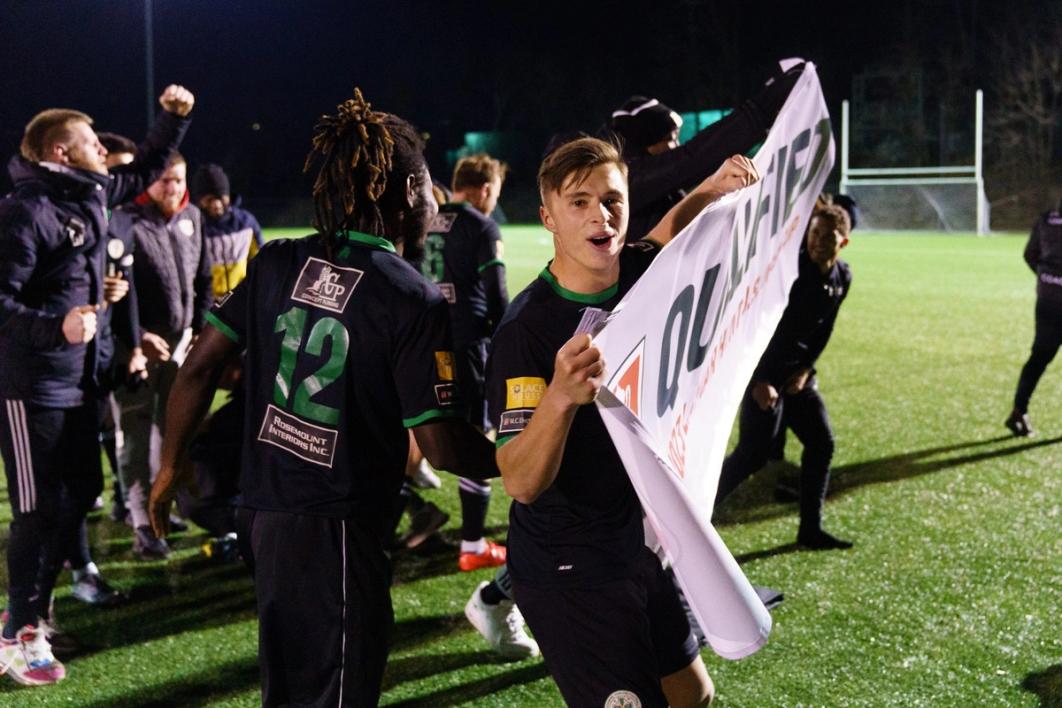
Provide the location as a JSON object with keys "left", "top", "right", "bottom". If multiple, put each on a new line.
{"left": 291, "top": 257, "right": 363, "bottom": 313}
{"left": 604, "top": 690, "right": 641, "bottom": 708}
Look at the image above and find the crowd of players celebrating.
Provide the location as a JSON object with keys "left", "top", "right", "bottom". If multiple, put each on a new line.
{"left": 0, "top": 60, "right": 1047, "bottom": 706}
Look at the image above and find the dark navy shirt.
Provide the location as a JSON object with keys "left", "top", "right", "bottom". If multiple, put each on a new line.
{"left": 488, "top": 242, "right": 658, "bottom": 588}
{"left": 208, "top": 231, "right": 458, "bottom": 536}
{"left": 753, "top": 248, "right": 852, "bottom": 388}
{"left": 420, "top": 202, "right": 506, "bottom": 349}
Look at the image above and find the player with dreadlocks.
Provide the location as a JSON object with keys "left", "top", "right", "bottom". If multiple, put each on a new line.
{"left": 147, "top": 89, "right": 499, "bottom": 706}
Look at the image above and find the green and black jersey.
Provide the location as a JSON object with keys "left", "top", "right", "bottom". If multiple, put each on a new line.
{"left": 207, "top": 231, "right": 458, "bottom": 530}
{"left": 487, "top": 241, "right": 659, "bottom": 588}
{"left": 421, "top": 203, "right": 507, "bottom": 348}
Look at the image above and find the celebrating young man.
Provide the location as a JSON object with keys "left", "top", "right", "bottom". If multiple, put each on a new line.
{"left": 715, "top": 203, "right": 854, "bottom": 550}
{"left": 147, "top": 90, "right": 499, "bottom": 706}
{"left": 489, "top": 137, "right": 757, "bottom": 707}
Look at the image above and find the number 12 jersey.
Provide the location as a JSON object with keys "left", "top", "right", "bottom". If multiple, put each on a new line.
{"left": 207, "top": 230, "right": 458, "bottom": 534}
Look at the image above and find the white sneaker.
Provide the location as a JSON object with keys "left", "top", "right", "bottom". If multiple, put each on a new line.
{"left": 464, "top": 581, "right": 539, "bottom": 659}
{"left": 0, "top": 626, "right": 66, "bottom": 685}
{"left": 410, "top": 460, "right": 442, "bottom": 490}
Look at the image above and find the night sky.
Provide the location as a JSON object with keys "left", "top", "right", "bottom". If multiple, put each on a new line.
{"left": 0, "top": 0, "right": 1047, "bottom": 221}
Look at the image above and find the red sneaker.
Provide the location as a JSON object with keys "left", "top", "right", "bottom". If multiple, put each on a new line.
{"left": 458, "top": 541, "right": 507, "bottom": 571}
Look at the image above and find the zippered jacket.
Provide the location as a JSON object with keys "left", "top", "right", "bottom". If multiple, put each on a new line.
{"left": 0, "top": 110, "right": 189, "bottom": 406}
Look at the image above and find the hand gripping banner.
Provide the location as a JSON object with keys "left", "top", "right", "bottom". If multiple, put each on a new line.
{"left": 594, "top": 62, "right": 834, "bottom": 659}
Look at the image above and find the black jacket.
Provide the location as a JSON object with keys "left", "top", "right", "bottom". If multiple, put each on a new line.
{"left": 0, "top": 110, "right": 189, "bottom": 407}
{"left": 623, "top": 65, "right": 803, "bottom": 242}
{"left": 125, "top": 196, "right": 210, "bottom": 338}
{"left": 753, "top": 248, "right": 852, "bottom": 389}
{"left": 1024, "top": 210, "right": 1062, "bottom": 305}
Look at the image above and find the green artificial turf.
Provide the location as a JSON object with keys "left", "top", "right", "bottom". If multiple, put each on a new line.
{"left": 0, "top": 228, "right": 1059, "bottom": 706}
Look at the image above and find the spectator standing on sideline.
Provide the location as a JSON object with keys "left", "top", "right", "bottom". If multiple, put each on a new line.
{"left": 114, "top": 152, "right": 210, "bottom": 560}
{"left": 93, "top": 133, "right": 148, "bottom": 525}
{"left": 0, "top": 85, "right": 193, "bottom": 686}
{"left": 192, "top": 163, "right": 264, "bottom": 298}
{"left": 1006, "top": 200, "right": 1062, "bottom": 437}
{"left": 148, "top": 89, "right": 500, "bottom": 706}
{"left": 715, "top": 204, "right": 854, "bottom": 551}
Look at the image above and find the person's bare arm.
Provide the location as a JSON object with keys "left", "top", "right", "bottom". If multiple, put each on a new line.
{"left": 645, "top": 154, "right": 760, "bottom": 247}
{"left": 412, "top": 419, "right": 499, "bottom": 481}
{"left": 496, "top": 334, "right": 604, "bottom": 504}
{"left": 149, "top": 325, "right": 238, "bottom": 537}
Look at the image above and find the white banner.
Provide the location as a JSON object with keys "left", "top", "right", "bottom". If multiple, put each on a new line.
{"left": 594, "top": 62, "right": 834, "bottom": 659}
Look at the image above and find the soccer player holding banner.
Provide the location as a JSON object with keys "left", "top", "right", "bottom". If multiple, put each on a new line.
{"left": 147, "top": 90, "right": 499, "bottom": 706}
{"left": 489, "top": 137, "right": 758, "bottom": 707}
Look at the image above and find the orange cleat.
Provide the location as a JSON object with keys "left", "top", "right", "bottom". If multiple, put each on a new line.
{"left": 458, "top": 541, "right": 507, "bottom": 571}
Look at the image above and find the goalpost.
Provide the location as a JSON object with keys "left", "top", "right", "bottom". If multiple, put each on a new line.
{"left": 840, "top": 90, "right": 989, "bottom": 234}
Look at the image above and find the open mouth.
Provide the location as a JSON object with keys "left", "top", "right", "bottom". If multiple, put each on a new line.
{"left": 588, "top": 232, "right": 615, "bottom": 249}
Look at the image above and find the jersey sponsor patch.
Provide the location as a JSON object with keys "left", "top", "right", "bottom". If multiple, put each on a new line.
{"left": 498, "top": 408, "right": 533, "bottom": 434}
{"left": 506, "top": 377, "right": 546, "bottom": 409}
{"left": 177, "top": 217, "right": 196, "bottom": 237}
{"left": 494, "top": 240, "right": 505, "bottom": 260}
{"left": 604, "top": 690, "right": 642, "bottom": 708}
{"left": 438, "top": 282, "right": 457, "bottom": 304}
{"left": 256, "top": 404, "right": 338, "bottom": 468}
{"left": 434, "top": 351, "right": 455, "bottom": 381}
{"left": 290, "top": 257, "right": 363, "bottom": 314}
{"left": 435, "top": 383, "right": 456, "bottom": 406}
{"left": 429, "top": 211, "right": 458, "bottom": 233}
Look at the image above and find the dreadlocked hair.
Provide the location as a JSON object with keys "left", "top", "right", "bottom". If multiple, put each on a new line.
{"left": 304, "top": 87, "right": 426, "bottom": 254}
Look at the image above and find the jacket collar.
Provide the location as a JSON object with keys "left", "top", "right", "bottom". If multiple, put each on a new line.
{"left": 7, "top": 155, "right": 108, "bottom": 201}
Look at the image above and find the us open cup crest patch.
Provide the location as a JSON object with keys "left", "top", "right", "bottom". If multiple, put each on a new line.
{"left": 604, "top": 690, "right": 641, "bottom": 708}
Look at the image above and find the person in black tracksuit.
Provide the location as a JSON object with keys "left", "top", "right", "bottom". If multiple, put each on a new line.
{"left": 716, "top": 203, "right": 854, "bottom": 550}
{"left": 608, "top": 62, "right": 805, "bottom": 242}
{"left": 1006, "top": 203, "right": 1062, "bottom": 437}
{"left": 0, "top": 86, "right": 192, "bottom": 684}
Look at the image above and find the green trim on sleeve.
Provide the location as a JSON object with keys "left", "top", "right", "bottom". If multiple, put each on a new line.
{"left": 495, "top": 434, "right": 516, "bottom": 449}
{"left": 477, "top": 259, "right": 505, "bottom": 273}
{"left": 205, "top": 312, "right": 241, "bottom": 344}
{"left": 402, "top": 408, "right": 461, "bottom": 428}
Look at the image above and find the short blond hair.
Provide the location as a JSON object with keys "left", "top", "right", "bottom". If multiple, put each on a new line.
{"left": 452, "top": 153, "right": 508, "bottom": 192}
{"left": 21, "top": 109, "right": 93, "bottom": 162}
{"left": 537, "top": 137, "right": 627, "bottom": 199}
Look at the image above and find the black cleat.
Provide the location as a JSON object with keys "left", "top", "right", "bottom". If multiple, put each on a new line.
{"left": 797, "top": 528, "right": 853, "bottom": 550}
{"left": 1005, "top": 410, "right": 1034, "bottom": 438}
{"left": 396, "top": 502, "right": 449, "bottom": 550}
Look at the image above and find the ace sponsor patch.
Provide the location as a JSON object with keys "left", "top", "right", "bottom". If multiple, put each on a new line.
{"left": 434, "top": 351, "right": 455, "bottom": 381}
{"left": 291, "top": 257, "right": 363, "bottom": 314}
{"left": 506, "top": 377, "right": 546, "bottom": 409}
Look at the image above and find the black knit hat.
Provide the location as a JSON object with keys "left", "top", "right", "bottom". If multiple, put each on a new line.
{"left": 610, "top": 96, "right": 683, "bottom": 151}
{"left": 192, "top": 163, "right": 230, "bottom": 200}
